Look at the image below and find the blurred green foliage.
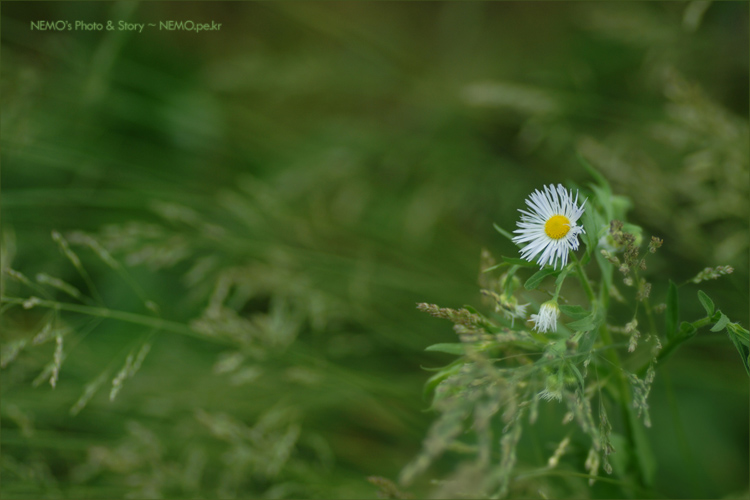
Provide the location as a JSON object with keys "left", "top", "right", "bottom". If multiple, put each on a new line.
{"left": 1, "top": 2, "right": 748, "bottom": 499}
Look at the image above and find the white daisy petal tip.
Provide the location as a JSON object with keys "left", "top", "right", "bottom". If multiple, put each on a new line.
{"left": 511, "top": 184, "right": 586, "bottom": 270}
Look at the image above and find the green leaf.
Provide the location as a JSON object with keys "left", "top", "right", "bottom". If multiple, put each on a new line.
{"left": 420, "top": 363, "right": 455, "bottom": 373}
{"left": 566, "top": 308, "right": 604, "bottom": 332}
{"left": 710, "top": 312, "right": 731, "bottom": 332}
{"left": 578, "top": 330, "right": 596, "bottom": 356}
{"left": 558, "top": 304, "right": 589, "bottom": 320}
{"left": 578, "top": 152, "right": 610, "bottom": 189}
{"left": 697, "top": 290, "right": 714, "bottom": 317}
{"left": 425, "top": 343, "right": 466, "bottom": 355}
{"left": 727, "top": 332, "right": 750, "bottom": 377}
{"left": 608, "top": 433, "right": 629, "bottom": 477}
{"left": 580, "top": 203, "right": 599, "bottom": 255}
{"left": 590, "top": 183, "right": 614, "bottom": 222}
{"left": 481, "top": 263, "right": 505, "bottom": 273}
{"left": 665, "top": 280, "right": 679, "bottom": 341}
{"left": 566, "top": 314, "right": 596, "bottom": 332}
{"left": 422, "top": 359, "right": 465, "bottom": 399}
{"left": 493, "top": 223, "right": 515, "bottom": 244}
{"left": 463, "top": 305, "right": 483, "bottom": 316}
{"left": 727, "top": 323, "right": 750, "bottom": 347}
{"left": 501, "top": 256, "right": 537, "bottom": 267}
{"left": 524, "top": 268, "right": 558, "bottom": 291}
{"left": 568, "top": 362, "right": 585, "bottom": 392}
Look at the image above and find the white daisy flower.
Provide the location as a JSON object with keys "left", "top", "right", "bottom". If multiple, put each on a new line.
{"left": 538, "top": 387, "right": 563, "bottom": 402}
{"left": 539, "top": 372, "right": 563, "bottom": 402}
{"left": 512, "top": 184, "right": 586, "bottom": 270}
{"left": 530, "top": 300, "right": 560, "bottom": 333}
{"left": 496, "top": 293, "right": 529, "bottom": 327}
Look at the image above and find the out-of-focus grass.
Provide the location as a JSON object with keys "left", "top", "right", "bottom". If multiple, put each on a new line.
{"left": 1, "top": 2, "right": 748, "bottom": 499}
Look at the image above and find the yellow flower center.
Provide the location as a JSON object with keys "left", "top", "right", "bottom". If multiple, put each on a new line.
{"left": 544, "top": 215, "right": 571, "bottom": 240}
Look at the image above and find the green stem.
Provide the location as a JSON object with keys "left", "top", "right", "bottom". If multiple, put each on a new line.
{"left": 636, "top": 316, "right": 711, "bottom": 377}
{"left": 571, "top": 252, "right": 595, "bottom": 303}
{"left": 600, "top": 325, "right": 648, "bottom": 490}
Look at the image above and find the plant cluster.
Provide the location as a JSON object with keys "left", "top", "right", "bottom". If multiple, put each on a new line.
{"left": 403, "top": 162, "right": 746, "bottom": 498}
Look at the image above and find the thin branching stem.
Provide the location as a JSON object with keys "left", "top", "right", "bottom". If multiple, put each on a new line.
{"left": 573, "top": 251, "right": 647, "bottom": 490}
{"left": 1, "top": 295, "right": 229, "bottom": 345}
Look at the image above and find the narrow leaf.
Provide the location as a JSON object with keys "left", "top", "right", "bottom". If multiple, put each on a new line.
{"left": 627, "top": 406, "right": 657, "bottom": 486}
{"left": 590, "top": 183, "right": 614, "bottom": 222}
{"left": 568, "top": 363, "right": 585, "bottom": 392}
{"left": 481, "top": 263, "right": 505, "bottom": 273}
{"left": 524, "top": 268, "right": 558, "bottom": 291}
{"left": 580, "top": 205, "right": 599, "bottom": 255}
{"left": 697, "top": 290, "right": 714, "bottom": 317}
{"left": 501, "top": 256, "right": 537, "bottom": 267}
{"left": 665, "top": 280, "right": 679, "bottom": 341}
{"left": 425, "top": 343, "right": 466, "bottom": 355}
{"left": 493, "top": 223, "right": 515, "bottom": 243}
{"left": 422, "top": 360, "right": 465, "bottom": 399}
{"left": 727, "top": 334, "right": 750, "bottom": 377}
{"left": 578, "top": 153, "right": 610, "bottom": 189}
{"left": 727, "top": 323, "right": 750, "bottom": 347}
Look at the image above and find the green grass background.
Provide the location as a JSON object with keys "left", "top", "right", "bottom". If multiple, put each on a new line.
{"left": 1, "top": 2, "right": 748, "bottom": 499}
